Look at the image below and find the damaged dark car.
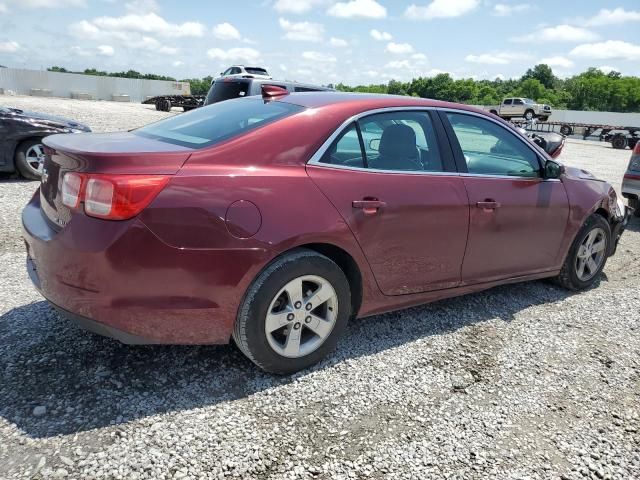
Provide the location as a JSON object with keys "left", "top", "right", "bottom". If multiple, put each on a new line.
{"left": 0, "top": 106, "right": 91, "bottom": 180}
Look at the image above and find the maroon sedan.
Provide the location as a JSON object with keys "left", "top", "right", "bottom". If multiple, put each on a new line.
{"left": 22, "top": 91, "right": 629, "bottom": 374}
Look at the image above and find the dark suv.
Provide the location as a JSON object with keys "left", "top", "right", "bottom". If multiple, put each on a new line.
{"left": 204, "top": 77, "right": 333, "bottom": 106}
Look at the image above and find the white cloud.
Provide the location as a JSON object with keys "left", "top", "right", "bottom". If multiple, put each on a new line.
{"left": 584, "top": 8, "right": 640, "bottom": 27}
{"left": 538, "top": 56, "right": 573, "bottom": 68}
{"left": 370, "top": 29, "right": 392, "bottom": 41}
{"left": 512, "top": 24, "right": 598, "bottom": 43}
{"left": 207, "top": 47, "right": 261, "bottom": 63}
{"left": 385, "top": 60, "right": 413, "bottom": 69}
{"left": 273, "top": 0, "right": 325, "bottom": 14}
{"left": 128, "top": 36, "right": 178, "bottom": 55}
{"left": 4, "top": 0, "right": 84, "bottom": 8}
{"left": 570, "top": 40, "right": 640, "bottom": 61}
{"left": 70, "top": 13, "right": 205, "bottom": 39}
{"left": 386, "top": 42, "right": 414, "bottom": 54}
{"left": 0, "top": 41, "right": 19, "bottom": 53}
{"left": 302, "top": 51, "right": 336, "bottom": 62}
{"left": 464, "top": 52, "right": 525, "bottom": 65}
{"left": 213, "top": 22, "right": 241, "bottom": 40}
{"left": 278, "top": 18, "right": 324, "bottom": 42}
{"left": 405, "top": 0, "right": 479, "bottom": 19}
{"left": 125, "top": 0, "right": 158, "bottom": 13}
{"left": 597, "top": 66, "right": 618, "bottom": 74}
{"left": 329, "top": 37, "right": 348, "bottom": 47}
{"left": 492, "top": 3, "right": 530, "bottom": 16}
{"left": 172, "top": 60, "right": 184, "bottom": 67}
{"left": 412, "top": 53, "right": 427, "bottom": 60}
{"left": 97, "top": 45, "right": 114, "bottom": 57}
{"left": 328, "top": 0, "right": 387, "bottom": 19}
{"left": 0, "top": 3, "right": 6, "bottom": 13}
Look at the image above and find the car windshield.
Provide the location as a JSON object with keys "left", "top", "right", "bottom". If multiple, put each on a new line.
{"left": 135, "top": 97, "right": 303, "bottom": 148}
{"left": 245, "top": 68, "right": 268, "bottom": 75}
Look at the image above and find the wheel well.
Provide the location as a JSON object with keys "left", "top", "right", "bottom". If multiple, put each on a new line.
{"left": 300, "top": 243, "right": 363, "bottom": 319}
{"left": 594, "top": 208, "right": 609, "bottom": 222}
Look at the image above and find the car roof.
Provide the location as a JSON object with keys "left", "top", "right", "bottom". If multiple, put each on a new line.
{"left": 277, "top": 91, "right": 486, "bottom": 116}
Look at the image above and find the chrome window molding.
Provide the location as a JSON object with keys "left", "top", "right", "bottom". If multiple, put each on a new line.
{"left": 306, "top": 105, "right": 555, "bottom": 181}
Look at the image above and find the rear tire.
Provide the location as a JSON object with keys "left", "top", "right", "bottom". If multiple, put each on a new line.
{"left": 233, "top": 249, "right": 351, "bottom": 374}
{"left": 555, "top": 214, "right": 611, "bottom": 291}
{"left": 611, "top": 135, "right": 628, "bottom": 150}
{"left": 15, "top": 138, "right": 45, "bottom": 180}
{"left": 560, "top": 125, "right": 573, "bottom": 136}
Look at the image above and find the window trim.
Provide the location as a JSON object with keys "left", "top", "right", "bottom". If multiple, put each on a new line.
{"left": 437, "top": 108, "right": 547, "bottom": 180}
{"left": 308, "top": 106, "right": 457, "bottom": 175}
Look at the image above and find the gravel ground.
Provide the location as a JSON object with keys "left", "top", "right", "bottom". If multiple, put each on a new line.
{"left": 0, "top": 95, "right": 638, "bottom": 480}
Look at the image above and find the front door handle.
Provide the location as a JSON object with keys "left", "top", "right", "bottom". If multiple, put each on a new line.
{"left": 476, "top": 200, "right": 501, "bottom": 211}
{"left": 353, "top": 199, "right": 387, "bottom": 215}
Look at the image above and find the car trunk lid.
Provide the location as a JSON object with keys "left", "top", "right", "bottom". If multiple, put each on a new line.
{"left": 40, "top": 132, "right": 192, "bottom": 230}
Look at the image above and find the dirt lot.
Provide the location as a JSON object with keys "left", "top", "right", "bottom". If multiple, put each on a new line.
{"left": 0, "top": 95, "right": 638, "bottom": 480}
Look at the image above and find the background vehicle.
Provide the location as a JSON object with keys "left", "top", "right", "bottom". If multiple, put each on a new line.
{"left": 486, "top": 97, "right": 552, "bottom": 121}
{"left": 622, "top": 141, "right": 640, "bottom": 217}
{"left": 23, "top": 92, "right": 628, "bottom": 374}
{"left": 204, "top": 77, "right": 333, "bottom": 106}
{"left": 0, "top": 106, "right": 91, "bottom": 179}
{"left": 218, "top": 65, "right": 272, "bottom": 80}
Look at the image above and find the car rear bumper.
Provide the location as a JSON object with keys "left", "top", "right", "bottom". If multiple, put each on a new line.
{"left": 22, "top": 191, "right": 261, "bottom": 345}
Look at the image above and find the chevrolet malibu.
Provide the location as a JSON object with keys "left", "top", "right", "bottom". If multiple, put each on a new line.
{"left": 22, "top": 91, "right": 629, "bottom": 374}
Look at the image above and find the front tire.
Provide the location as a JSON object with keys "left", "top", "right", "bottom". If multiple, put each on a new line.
{"left": 15, "top": 139, "right": 45, "bottom": 180}
{"left": 233, "top": 249, "right": 351, "bottom": 374}
{"left": 555, "top": 214, "right": 611, "bottom": 290}
{"left": 524, "top": 110, "right": 534, "bottom": 121}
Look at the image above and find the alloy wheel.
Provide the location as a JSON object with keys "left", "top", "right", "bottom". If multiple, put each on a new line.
{"left": 25, "top": 144, "right": 45, "bottom": 176}
{"left": 575, "top": 227, "right": 607, "bottom": 281}
{"left": 265, "top": 275, "right": 338, "bottom": 358}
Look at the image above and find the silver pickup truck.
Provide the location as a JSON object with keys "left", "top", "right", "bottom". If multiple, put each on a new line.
{"left": 485, "top": 97, "right": 552, "bottom": 121}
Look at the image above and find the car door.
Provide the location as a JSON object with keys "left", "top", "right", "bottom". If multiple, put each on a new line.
{"left": 501, "top": 98, "right": 513, "bottom": 116}
{"left": 512, "top": 98, "right": 525, "bottom": 117}
{"left": 440, "top": 110, "right": 569, "bottom": 284}
{"left": 0, "top": 109, "right": 11, "bottom": 168}
{"left": 306, "top": 109, "right": 470, "bottom": 295}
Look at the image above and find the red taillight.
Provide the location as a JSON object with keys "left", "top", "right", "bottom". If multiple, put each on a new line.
{"left": 61, "top": 173, "right": 170, "bottom": 220}
{"left": 62, "top": 172, "right": 85, "bottom": 209}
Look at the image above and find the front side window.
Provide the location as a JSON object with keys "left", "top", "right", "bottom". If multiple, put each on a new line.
{"left": 446, "top": 112, "right": 540, "bottom": 177}
{"left": 513, "top": 99, "right": 524, "bottom": 105}
{"left": 136, "top": 98, "right": 303, "bottom": 148}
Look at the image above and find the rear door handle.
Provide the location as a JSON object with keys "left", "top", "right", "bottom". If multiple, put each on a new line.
{"left": 352, "top": 199, "right": 387, "bottom": 215}
{"left": 476, "top": 200, "right": 501, "bottom": 210}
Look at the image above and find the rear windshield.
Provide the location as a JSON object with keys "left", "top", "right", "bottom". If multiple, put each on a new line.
{"left": 245, "top": 68, "right": 268, "bottom": 75}
{"left": 135, "top": 98, "right": 303, "bottom": 148}
{"left": 205, "top": 80, "right": 250, "bottom": 105}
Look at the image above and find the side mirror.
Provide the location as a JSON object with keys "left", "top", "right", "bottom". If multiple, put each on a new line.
{"left": 544, "top": 160, "right": 564, "bottom": 179}
{"left": 369, "top": 138, "right": 380, "bottom": 151}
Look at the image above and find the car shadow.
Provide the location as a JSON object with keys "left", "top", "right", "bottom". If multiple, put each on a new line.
{"left": 625, "top": 214, "right": 640, "bottom": 233}
{"left": 0, "top": 279, "right": 581, "bottom": 439}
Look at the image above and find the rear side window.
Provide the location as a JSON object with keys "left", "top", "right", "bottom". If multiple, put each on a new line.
{"left": 320, "top": 111, "right": 443, "bottom": 172}
{"left": 446, "top": 112, "right": 540, "bottom": 177}
{"left": 503, "top": 99, "right": 512, "bottom": 105}
{"left": 321, "top": 123, "right": 365, "bottom": 168}
{"left": 205, "top": 80, "right": 250, "bottom": 105}
{"left": 135, "top": 98, "right": 303, "bottom": 148}
{"left": 246, "top": 67, "right": 268, "bottom": 75}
